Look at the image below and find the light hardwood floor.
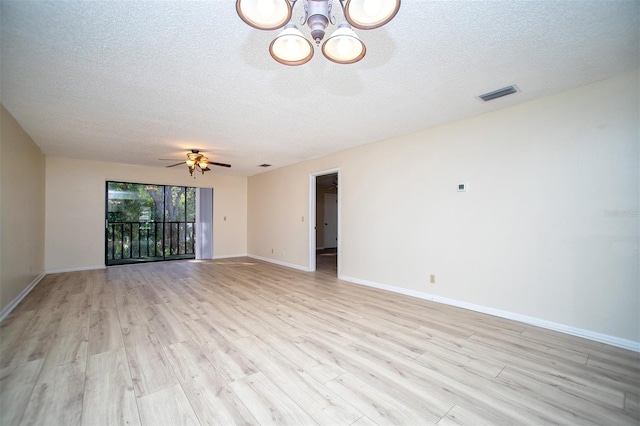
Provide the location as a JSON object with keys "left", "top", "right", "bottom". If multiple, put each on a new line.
{"left": 1, "top": 257, "right": 638, "bottom": 425}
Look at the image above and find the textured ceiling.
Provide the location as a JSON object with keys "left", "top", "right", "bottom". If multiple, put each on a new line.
{"left": 1, "top": 1, "right": 638, "bottom": 176}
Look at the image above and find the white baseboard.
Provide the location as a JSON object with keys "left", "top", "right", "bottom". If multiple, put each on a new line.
{"left": 211, "top": 254, "right": 248, "bottom": 260}
{"left": 0, "top": 273, "right": 46, "bottom": 322}
{"left": 339, "top": 274, "right": 640, "bottom": 353}
{"left": 48, "top": 257, "right": 251, "bottom": 271}
{"left": 46, "top": 265, "right": 106, "bottom": 274}
{"left": 247, "top": 254, "right": 310, "bottom": 272}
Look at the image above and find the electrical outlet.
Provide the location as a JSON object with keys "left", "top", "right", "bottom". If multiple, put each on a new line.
{"left": 430, "top": 274, "right": 436, "bottom": 284}
{"left": 282, "top": 250, "right": 286, "bottom": 256}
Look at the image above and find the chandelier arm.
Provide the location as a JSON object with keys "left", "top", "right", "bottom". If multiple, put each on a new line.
{"left": 328, "top": 1, "right": 336, "bottom": 25}
{"left": 300, "top": 0, "right": 308, "bottom": 25}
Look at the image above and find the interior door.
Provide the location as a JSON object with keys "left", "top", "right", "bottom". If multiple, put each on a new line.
{"left": 323, "top": 192, "right": 338, "bottom": 249}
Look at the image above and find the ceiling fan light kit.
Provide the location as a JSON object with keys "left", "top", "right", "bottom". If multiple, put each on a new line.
{"left": 322, "top": 23, "right": 366, "bottom": 64}
{"left": 164, "top": 150, "right": 231, "bottom": 177}
{"left": 269, "top": 23, "right": 315, "bottom": 65}
{"left": 342, "top": 0, "right": 400, "bottom": 30}
{"left": 236, "top": 0, "right": 400, "bottom": 65}
{"left": 236, "top": 0, "right": 292, "bottom": 30}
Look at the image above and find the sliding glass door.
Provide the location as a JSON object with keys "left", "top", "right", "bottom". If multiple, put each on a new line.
{"left": 105, "top": 181, "right": 196, "bottom": 266}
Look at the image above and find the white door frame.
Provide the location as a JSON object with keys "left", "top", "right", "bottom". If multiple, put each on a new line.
{"left": 309, "top": 168, "right": 340, "bottom": 274}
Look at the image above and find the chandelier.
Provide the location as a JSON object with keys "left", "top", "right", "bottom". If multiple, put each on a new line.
{"left": 236, "top": 0, "right": 401, "bottom": 65}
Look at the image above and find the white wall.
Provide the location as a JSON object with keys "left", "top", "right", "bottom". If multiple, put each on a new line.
{"left": 45, "top": 157, "right": 247, "bottom": 271}
{"left": 0, "top": 105, "right": 46, "bottom": 314}
{"left": 248, "top": 71, "right": 640, "bottom": 345}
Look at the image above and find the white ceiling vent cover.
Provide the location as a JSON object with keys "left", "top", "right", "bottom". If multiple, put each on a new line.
{"left": 479, "top": 86, "right": 518, "bottom": 102}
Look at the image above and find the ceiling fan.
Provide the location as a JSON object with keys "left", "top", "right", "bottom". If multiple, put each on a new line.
{"left": 161, "top": 150, "right": 231, "bottom": 176}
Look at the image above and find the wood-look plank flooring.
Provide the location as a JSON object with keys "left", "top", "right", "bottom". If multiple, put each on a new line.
{"left": 1, "top": 256, "right": 638, "bottom": 425}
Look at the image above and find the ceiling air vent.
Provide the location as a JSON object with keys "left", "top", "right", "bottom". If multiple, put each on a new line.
{"left": 479, "top": 85, "right": 518, "bottom": 102}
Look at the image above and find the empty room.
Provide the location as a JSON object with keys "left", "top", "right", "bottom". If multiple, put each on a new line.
{"left": 1, "top": 1, "right": 638, "bottom": 425}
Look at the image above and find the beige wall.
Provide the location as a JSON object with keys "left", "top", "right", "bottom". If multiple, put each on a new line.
{"left": 249, "top": 161, "right": 342, "bottom": 266}
{"left": 248, "top": 71, "right": 640, "bottom": 344}
{"left": 0, "top": 105, "right": 46, "bottom": 313}
{"left": 45, "top": 157, "right": 247, "bottom": 271}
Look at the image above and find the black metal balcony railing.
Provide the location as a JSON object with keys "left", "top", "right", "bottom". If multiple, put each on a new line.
{"left": 106, "top": 221, "right": 195, "bottom": 265}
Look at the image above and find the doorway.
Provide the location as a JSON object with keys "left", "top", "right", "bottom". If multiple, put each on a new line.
{"left": 309, "top": 170, "right": 339, "bottom": 275}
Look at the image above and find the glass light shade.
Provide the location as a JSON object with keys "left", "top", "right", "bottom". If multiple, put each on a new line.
{"left": 269, "top": 24, "right": 314, "bottom": 66}
{"left": 343, "top": 0, "right": 400, "bottom": 30}
{"left": 322, "top": 24, "right": 366, "bottom": 64}
{"left": 198, "top": 158, "right": 209, "bottom": 169}
{"left": 236, "top": 0, "right": 291, "bottom": 30}
{"left": 186, "top": 159, "right": 196, "bottom": 167}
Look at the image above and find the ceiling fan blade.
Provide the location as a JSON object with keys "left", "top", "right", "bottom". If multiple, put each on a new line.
{"left": 206, "top": 161, "right": 231, "bottom": 168}
{"left": 166, "top": 162, "right": 185, "bottom": 168}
